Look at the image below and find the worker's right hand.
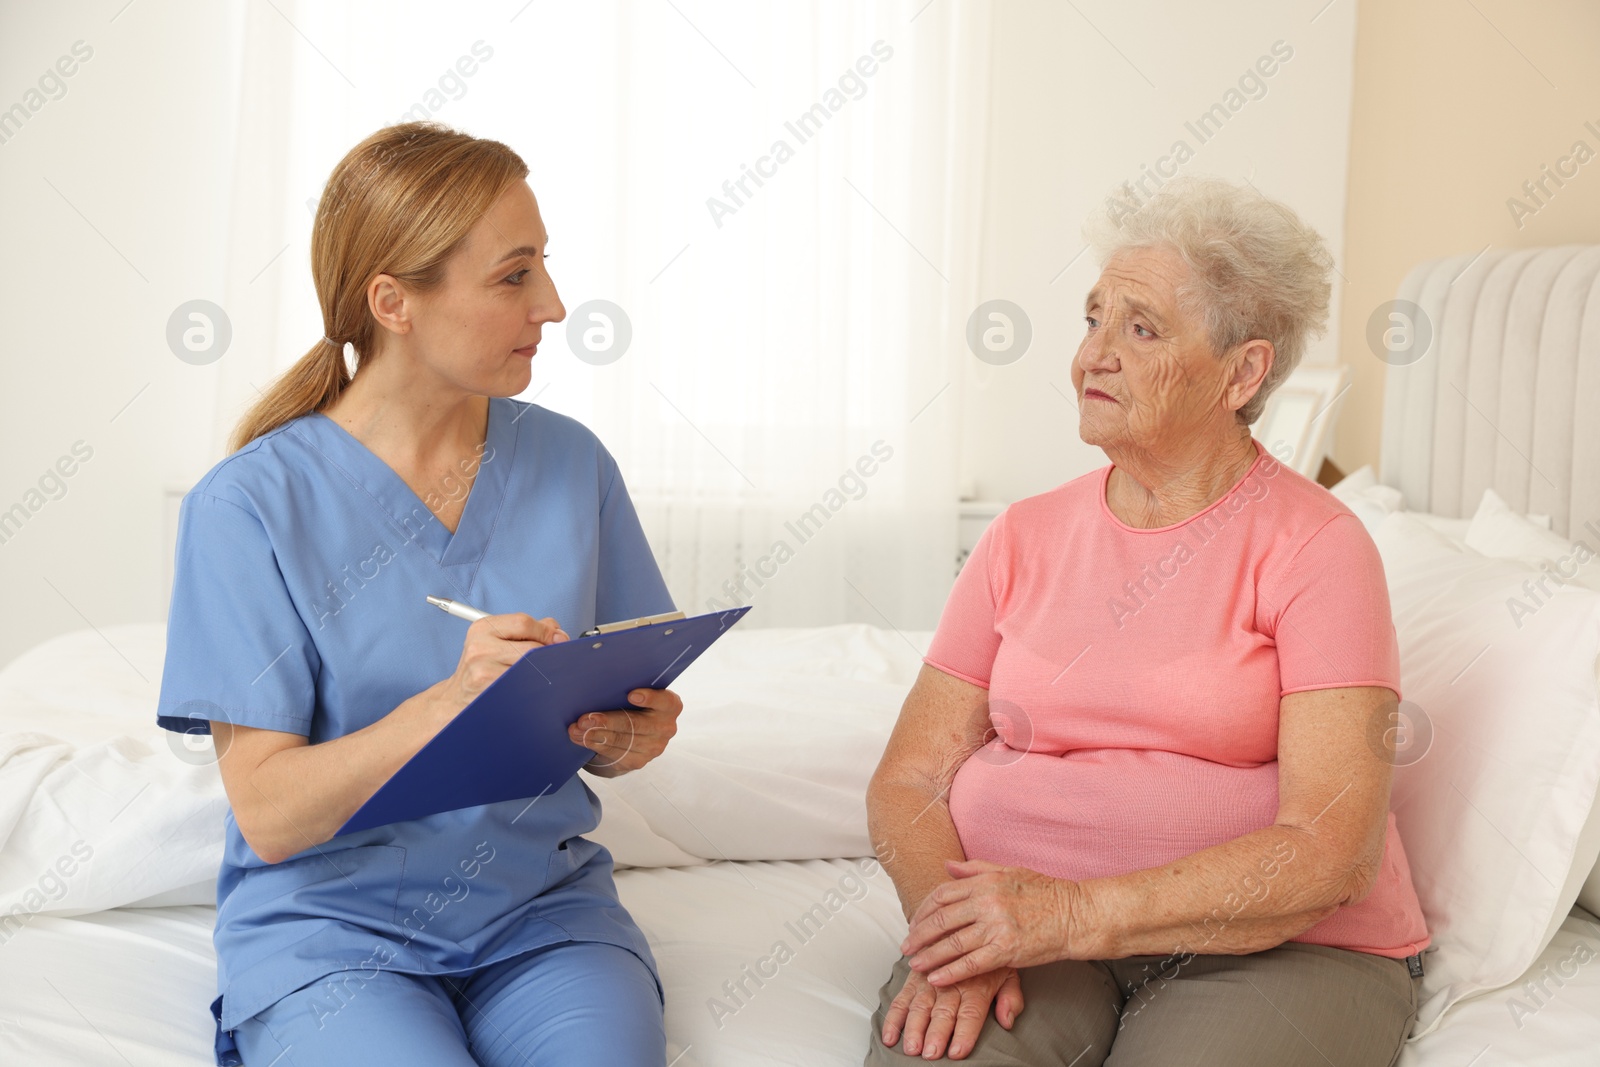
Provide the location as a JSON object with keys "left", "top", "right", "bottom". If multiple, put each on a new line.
{"left": 442, "top": 613, "right": 569, "bottom": 712}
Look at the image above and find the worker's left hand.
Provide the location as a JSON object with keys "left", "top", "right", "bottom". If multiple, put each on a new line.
{"left": 568, "top": 687, "right": 682, "bottom": 777}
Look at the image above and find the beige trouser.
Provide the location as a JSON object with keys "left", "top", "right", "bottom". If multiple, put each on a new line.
{"left": 864, "top": 941, "right": 1422, "bottom": 1067}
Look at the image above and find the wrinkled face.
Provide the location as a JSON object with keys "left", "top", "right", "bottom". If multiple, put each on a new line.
{"left": 1071, "top": 245, "right": 1240, "bottom": 455}
{"left": 380, "top": 180, "right": 565, "bottom": 397}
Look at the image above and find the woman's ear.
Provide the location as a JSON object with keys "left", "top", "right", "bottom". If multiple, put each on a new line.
{"left": 367, "top": 273, "right": 412, "bottom": 338}
{"left": 1226, "top": 338, "right": 1275, "bottom": 414}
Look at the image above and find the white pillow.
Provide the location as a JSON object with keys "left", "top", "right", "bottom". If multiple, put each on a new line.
{"left": 588, "top": 624, "right": 928, "bottom": 867}
{"left": 1328, "top": 466, "right": 1477, "bottom": 546}
{"left": 1329, "top": 465, "right": 1404, "bottom": 537}
{"left": 1460, "top": 488, "right": 1600, "bottom": 920}
{"left": 1465, "top": 487, "right": 1600, "bottom": 593}
{"left": 1407, "top": 512, "right": 1473, "bottom": 548}
{"left": 1329, "top": 464, "right": 1379, "bottom": 496}
{"left": 1575, "top": 805, "right": 1600, "bottom": 925}
{"left": 1372, "top": 512, "right": 1600, "bottom": 1038}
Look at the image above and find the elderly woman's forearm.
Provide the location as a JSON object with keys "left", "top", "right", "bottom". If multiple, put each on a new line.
{"left": 866, "top": 775, "right": 968, "bottom": 921}
{"left": 1071, "top": 823, "right": 1375, "bottom": 959}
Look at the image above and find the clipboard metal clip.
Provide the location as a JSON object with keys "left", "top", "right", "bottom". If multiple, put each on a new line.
{"left": 578, "top": 610, "right": 686, "bottom": 638}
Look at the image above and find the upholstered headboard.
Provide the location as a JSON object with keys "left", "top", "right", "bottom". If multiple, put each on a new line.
{"left": 1379, "top": 245, "right": 1600, "bottom": 538}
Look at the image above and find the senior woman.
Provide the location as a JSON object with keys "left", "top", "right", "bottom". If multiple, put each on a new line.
{"left": 864, "top": 177, "right": 1428, "bottom": 1066}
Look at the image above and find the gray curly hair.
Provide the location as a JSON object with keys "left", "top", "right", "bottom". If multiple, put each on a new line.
{"left": 1083, "top": 176, "right": 1334, "bottom": 426}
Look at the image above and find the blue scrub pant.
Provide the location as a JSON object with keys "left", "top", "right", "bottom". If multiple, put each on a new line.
{"left": 232, "top": 941, "right": 665, "bottom": 1066}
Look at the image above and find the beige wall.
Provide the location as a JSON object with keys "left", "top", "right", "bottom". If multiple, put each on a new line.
{"left": 966, "top": 0, "right": 1359, "bottom": 504}
{"left": 1337, "top": 0, "right": 1600, "bottom": 474}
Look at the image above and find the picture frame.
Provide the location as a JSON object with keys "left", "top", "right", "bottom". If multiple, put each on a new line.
{"left": 1253, "top": 363, "right": 1352, "bottom": 478}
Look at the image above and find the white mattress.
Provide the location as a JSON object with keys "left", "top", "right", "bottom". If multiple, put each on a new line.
{"left": 4, "top": 860, "right": 1596, "bottom": 1065}
{"left": 4, "top": 620, "right": 1598, "bottom": 1062}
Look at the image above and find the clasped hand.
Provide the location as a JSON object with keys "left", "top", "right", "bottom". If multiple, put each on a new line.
{"left": 881, "top": 859, "right": 1085, "bottom": 1059}
{"left": 902, "top": 859, "right": 1082, "bottom": 986}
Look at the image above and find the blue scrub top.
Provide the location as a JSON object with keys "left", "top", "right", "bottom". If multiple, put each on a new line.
{"left": 155, "top": 397, "right": 674, "bottom": 1059}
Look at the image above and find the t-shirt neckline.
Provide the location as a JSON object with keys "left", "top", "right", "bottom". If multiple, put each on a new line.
{"left": 1098, "top": 438, "right": 1268, "bottom": 535}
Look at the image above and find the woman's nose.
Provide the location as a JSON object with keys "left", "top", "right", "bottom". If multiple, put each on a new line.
{"left": 1078, "top": 325, "right": 1117, "bottom": 372}
{"left": 533, "top": 278, "right": 565, "bottom": 326}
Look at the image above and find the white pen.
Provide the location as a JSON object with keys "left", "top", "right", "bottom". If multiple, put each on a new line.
{"left": 425, "top": 595, "right": 490, "bottom": 622}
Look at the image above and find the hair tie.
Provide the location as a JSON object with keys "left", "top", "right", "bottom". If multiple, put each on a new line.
{"left": 323, "top": 336, "right": 341, "bottom": 347}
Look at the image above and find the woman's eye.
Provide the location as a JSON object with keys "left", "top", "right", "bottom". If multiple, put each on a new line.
{"left": 1085, "top": 316, "right": 1100, "bottom": 329}
{"left": 504, "top": 253, "right": 550, "bottom": 285}
{"left": 1133, "top": 324, "right": 1154, "bottom": 338}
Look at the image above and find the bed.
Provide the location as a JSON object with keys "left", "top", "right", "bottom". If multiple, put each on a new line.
{"left": 1, "top": 615, "right": 1597, "bottom": 1066}
{"left": 4, "top": 245, "right": 1599, "bottom": 1064}
{"left": 7, "top": 870, "right": 1599, "bottom": 1066}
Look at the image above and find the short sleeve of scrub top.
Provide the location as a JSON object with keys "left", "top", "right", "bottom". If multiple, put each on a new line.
{"left": 156, "top": 398, "right": 674, "bottom": 1065}
{"left": 158, "top": 493, "right": 321, "bottom": 736}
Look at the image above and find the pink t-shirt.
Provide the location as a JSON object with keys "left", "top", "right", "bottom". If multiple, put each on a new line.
{"left": 927, "top": 439, "right": 1430, "bottom": 959}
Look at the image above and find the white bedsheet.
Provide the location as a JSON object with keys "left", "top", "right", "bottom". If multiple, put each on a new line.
{"left": 3, "top": 621, "right": 1597, "bottom": 1062}
{"left": 2, "top": 864, "right": 1595, "bottom": 1065}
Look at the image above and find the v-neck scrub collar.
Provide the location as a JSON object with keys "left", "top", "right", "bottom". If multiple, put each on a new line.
{"left": 296, "top": 397, "right": 520, "bottom": 568}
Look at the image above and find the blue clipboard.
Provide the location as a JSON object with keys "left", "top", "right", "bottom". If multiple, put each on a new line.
{"left": 336, "top": 605, "right": 751, "bottom": 835}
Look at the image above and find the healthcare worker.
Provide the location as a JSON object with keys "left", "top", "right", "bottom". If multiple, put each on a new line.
{"left": 156, "top": 122, "right": 678, "bottom": 1066}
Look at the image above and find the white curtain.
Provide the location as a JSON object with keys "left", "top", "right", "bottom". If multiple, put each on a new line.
{"left": 211, "top": 0, "right": 992, "bottom": 631}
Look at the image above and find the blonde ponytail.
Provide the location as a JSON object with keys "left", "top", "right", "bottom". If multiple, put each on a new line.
{"left": 227, "top": 338, "right": 350, "bottom": 454}
{"left": 228, "top": 122, "right": 529, "bottom": 452}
